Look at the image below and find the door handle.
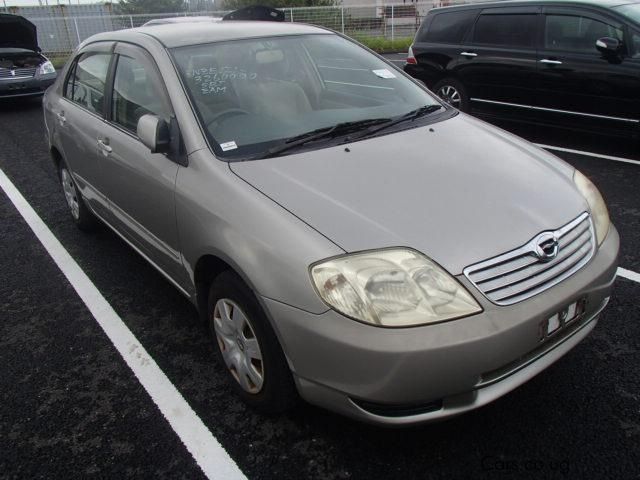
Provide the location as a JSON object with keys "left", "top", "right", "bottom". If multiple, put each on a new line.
{"left": 97, "top": 138, "right": 112, "bottom": 155}
{"left": 539, "top": 59, "right": 563, "bottom": 65}
{"left": 56, "top": 111, "right": 66, "bottom": 126}
{"left": 460, "top": 51, "right": 478, "bottom": 57}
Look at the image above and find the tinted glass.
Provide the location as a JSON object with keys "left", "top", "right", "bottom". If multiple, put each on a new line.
{"left": 615, "top": 3, "right": 640, "bottom": 23}
{"left": 631, "top": 31, "right": 640, "bottom": 57}
{"left": 172, "top": 34, "right": 442, "bottom": 159}
{"left": 111, "top": 54, "right": 171, "bottom": 132}
{"left": 421, "top": 10, "right": 477, "bottom": 43}
{"left": 65, "top": 52, "right": 111, "bottom": 116}
{"left": 545, "top": 15, "right": 623, "bottom": 52}
{"left": 473, "top": 14, "right": 537, "bottom": 48}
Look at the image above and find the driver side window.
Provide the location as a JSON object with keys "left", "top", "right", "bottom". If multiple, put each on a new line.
{"left": 111, "top": 52, "right": 172, "bottom": 133}
{"left": 545, "top": 14, "right": 623, "bottom": 53}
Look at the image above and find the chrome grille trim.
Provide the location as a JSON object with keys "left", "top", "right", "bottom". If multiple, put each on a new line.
{"left": 463, "top": 212, "right": 595, "bottom": 305}
{"left": 0, "top": 67, "right": 37, "bottom": 80}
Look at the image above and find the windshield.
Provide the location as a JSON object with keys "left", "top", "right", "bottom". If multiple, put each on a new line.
{"left": 171, "top": 34, "right": 445, "bottom": 159}
{"left": 615, "top": 3, "right": 640, "bottom": 23}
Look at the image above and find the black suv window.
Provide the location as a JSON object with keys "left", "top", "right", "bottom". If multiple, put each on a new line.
{"left": 632, "top": 31, "right": 640, "bottom": 58}
{"left": 420, "top": 10, "right": 477, "bottom": 44}
{"left": 64, "top": 52, "right": 111, "bottom": 116}
{"left": 544, "top": 15, "right": 623, "bottom": 53}
{"left": 473, "top": 14, "right": 538, "bottom": 48}
{"left": 111, "top": 53, "right": 172, "bottom": 133}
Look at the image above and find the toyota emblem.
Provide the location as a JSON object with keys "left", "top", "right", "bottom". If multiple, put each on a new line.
{"left": 533, "top": 232, "right": 559, "bottom": 262}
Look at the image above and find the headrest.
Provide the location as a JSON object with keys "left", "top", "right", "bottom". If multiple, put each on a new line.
{"left": 255, "top": 49, "right": 284, "bottom": 65}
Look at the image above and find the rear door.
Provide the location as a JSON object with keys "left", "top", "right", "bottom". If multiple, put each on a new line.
{"left": 456, "top": 6, "right": 541, "bottom": 107}
{"left": 408, "top": 8, "right": 480, "bottom": 88}
{"left": 537, "top": 6, "right": 640, "bottom": 131}
{"left": 98, "top": 42, "right": 186, "bottom": 285}
{"left": 56, "top": 43, "right": 114, "bottom": 220}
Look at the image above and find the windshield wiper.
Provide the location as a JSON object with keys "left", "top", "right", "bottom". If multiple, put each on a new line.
{"left": 255, "top": 118, "right": 390, "bottom": 159}
{"left": 351, "top": 104, "right": 443, "bottom": 140}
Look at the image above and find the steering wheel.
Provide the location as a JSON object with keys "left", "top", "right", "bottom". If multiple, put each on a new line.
{"left": 206, "top": 108, "right": 249, "bottom": 128}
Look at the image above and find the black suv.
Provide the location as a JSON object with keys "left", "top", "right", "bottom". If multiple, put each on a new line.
{"left": 404, "top": 0, "right": 640, "bottom": 137}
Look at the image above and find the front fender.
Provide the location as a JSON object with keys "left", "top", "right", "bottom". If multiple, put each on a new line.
{"left": 176, "top": 149, "right": 343, "bottom": 315}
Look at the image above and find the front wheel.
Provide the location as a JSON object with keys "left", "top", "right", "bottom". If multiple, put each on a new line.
{"left": 432, "top": 78, "right": 470, "bottom": 112}
{"left": 208, "top": 271, "right": 297, "bottom": 413}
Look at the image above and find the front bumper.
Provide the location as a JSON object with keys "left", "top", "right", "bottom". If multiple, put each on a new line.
{"left": 0, "top": 73, "right": 56, "bottom": 98}
{"left": 263, "top": 225, "right": 619, "bottom": 426}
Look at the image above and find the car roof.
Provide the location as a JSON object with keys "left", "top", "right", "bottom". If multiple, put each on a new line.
{"left": 430, "top": 0, "right": 640, "bottom": 12}
{"left": 87, "top": 21, "right": 331, "bottom": 49}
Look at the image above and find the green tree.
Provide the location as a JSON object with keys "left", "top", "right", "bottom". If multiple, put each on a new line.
{"left": 117, "top": 0, "right": 187, "bottom": 14}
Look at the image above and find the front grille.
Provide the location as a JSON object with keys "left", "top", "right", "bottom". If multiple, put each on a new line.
{"left": 464, "top": 213, "right": 594, "bottom": 305}
{"left": 0, "top": 67, "right": 37, "bottom": 80}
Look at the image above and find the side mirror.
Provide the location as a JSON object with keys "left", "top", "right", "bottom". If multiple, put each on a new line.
{"left": 596, "top": 37, "right": 621, "bottom": 55}
{"left": 137, "top": 114, "right": 170, "bottom": 154}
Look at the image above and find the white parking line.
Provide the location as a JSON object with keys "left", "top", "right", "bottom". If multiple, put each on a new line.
{"left": 618, "top": 267, "right": 640, "bottom": 284}
{"left": 536, "top": 144, "right": 640, "bottom": 166}
{"left": 0, "top": 167, "right": 246, "bottom": 480}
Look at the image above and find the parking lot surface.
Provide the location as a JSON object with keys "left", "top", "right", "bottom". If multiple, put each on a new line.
{"left": 1, "top": 94, "right": 639, "bottom": 480}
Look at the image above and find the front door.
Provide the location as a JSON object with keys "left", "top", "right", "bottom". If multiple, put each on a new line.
{"left": 537, "top": 7, "right": 640, "bottom": 133}
{"left": 98, "top": 43, "right": 185, "bottom": 285}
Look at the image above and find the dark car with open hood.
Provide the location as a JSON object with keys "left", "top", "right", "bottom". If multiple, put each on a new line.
{"left": 0, "top": 13, "right": 56, "bottom": 99}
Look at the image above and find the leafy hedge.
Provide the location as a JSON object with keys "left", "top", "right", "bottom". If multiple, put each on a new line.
{"left": 351, "top": 36, "right": 413, "bottom": 54}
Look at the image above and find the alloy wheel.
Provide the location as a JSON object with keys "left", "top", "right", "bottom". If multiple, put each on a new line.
{"left": 437, "top": 85, "right": 461, "bottom": 107}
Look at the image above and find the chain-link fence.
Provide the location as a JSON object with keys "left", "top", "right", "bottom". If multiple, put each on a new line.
{"left": 0, "top": 1, "right": 485, "bottom": 64}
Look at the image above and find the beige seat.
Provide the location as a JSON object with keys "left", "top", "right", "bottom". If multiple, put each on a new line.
{"left": 234, "top": 48, "right": 312, "bottom": 119}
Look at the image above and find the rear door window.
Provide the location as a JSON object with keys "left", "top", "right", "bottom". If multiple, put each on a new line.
{"left": 420, "top": 10, "right": 478, "bottom": 44}
{"left": 472, "top": 13, "right": 538, "bottom": 48}
{"left": 64, "top": 52, "right": 111, "bottom": 116}
{"left": 544, "top": 14, "right": 623, "bottom": 53}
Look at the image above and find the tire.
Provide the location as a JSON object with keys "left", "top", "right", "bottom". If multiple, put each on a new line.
{"left": 207, "top": 270, "right": 297, "bottom": 413}
{"left": 432, "top": 77, "right": 470, "bottom": 112}
{"left": 58, "top": 161, "right": 96, "bottom": 231}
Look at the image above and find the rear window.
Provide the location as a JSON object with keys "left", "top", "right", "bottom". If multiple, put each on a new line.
{"left": 419, "top": 10, "right": 478, "bottom": 44}
{"left": 472, "top": 14, "right": 538, "bottom": 48}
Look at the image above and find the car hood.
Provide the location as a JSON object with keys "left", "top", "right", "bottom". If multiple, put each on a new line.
{"left": 0, "top": 14, "right": 38, "bottom": 51}
{"left": 230, "top": 114, "right": 587, "bottom": 274}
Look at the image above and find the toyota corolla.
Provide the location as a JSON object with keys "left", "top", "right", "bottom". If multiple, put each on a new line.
{"left": 42, "top": 19, "right": 619, "bottom": 426}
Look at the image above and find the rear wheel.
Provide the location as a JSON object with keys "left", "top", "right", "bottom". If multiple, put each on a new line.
{"left": 207, "top": 270, "right": 297, "bottom": 413}
{"left": 58, "top": 161, "right": 96, "bottom": 231}
{"left": 432, "top": 78, "right": 469, "bottom": 112}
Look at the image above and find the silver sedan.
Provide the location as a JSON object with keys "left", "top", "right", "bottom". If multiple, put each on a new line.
{"left": 43, "top": 20, "right": 618, "bottom": 426}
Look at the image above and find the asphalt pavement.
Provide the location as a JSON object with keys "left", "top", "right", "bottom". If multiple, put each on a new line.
{"left": 1, "top": 91, "right": 639, "bottom": 480}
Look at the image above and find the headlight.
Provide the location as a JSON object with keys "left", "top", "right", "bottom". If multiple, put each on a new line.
{"left": 37, "top": 61, "right": 55, "bottom": 75}
{"left": 310, "top": 248, "right": 482, "bottom": 327}
{"left": 573, "top": 169, "right": 610, "bottom": 246}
